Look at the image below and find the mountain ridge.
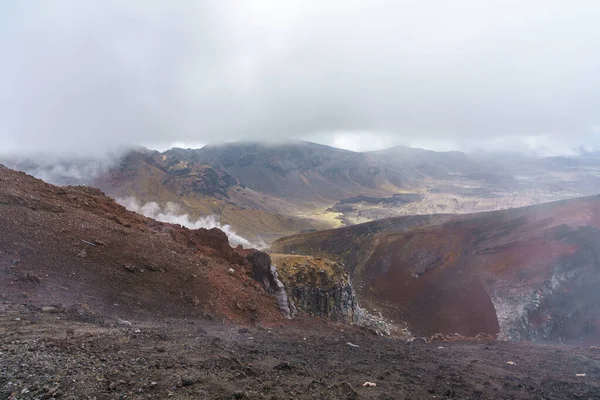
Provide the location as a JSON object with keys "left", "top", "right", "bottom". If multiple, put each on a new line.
{"left": 4, "top": 140, "right": 600, "bottom": 243}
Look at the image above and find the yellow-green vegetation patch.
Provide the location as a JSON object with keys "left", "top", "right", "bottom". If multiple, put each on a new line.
{"left": 270, "top": 254, "right": 348, "bottom": 290}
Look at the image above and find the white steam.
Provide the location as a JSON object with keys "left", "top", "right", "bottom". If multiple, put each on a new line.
{"left": 117, "top": 196, "right": 253, "bottom": 248}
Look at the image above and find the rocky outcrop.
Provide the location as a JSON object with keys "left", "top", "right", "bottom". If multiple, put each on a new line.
{"left": 269, "top": 254, "right": 395, "bottom": 335}
{"left": 246, "top": 251, "right": 395, "bottom": 334}
{"left": 247, "top": 252, "right": 291, "bottom": 318}
{"left": 269, "top": 254, "right": 360, "bottom": 323}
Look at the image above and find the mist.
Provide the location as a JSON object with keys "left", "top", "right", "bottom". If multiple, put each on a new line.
{"left": 117, "top": 196, "right": 256, "bottom": 248}
{"left": 2, "top": 1, "right": 600, "bottom": 156}
{"left": 0, "top": 152, "right": 125, "bottom": 185}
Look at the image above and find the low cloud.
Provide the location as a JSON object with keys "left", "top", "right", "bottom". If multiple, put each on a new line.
{"left": 0, "top": 153, "right": 123, "bottom": 185}
{"left": 117, "top": 197, "right": 256, "bottom": 248}
{"left": 2, "top": 1, "right": 600, "bottom": 155}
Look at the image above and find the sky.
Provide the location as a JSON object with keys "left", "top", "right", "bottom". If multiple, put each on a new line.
{"left": 1, "top": 1, "right": 600, "bottom": 157}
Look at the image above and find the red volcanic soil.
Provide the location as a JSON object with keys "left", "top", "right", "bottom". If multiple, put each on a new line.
{"left": 3, "top": 164, "right": 600, "bottom": 399}
{"left": 272, "top": 196, "right": 600, "bottom": 343}
{"left": 0, "top": 164, "right": 282, "bottom": 324}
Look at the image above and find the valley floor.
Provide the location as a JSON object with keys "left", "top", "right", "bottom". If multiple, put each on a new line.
{"left": 1, "top": 303, "right": 600, "bottom": 399}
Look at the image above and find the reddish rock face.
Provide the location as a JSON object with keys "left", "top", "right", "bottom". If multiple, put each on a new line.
{"left": 0, "top": 164, "right": 282, "bottom": 324}
{"left": 272, "top": 196, "right": 600, "bottom": 344}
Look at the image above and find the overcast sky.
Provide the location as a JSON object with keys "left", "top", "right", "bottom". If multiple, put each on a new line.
{"left": 1, "top": 1, "right": 600, "bottom": 156}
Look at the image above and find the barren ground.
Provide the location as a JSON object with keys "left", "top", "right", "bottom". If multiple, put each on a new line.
{"left": 2, "top": 302, "right": 600, "bottom": 400}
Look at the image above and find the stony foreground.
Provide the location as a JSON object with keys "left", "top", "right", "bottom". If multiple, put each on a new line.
{"left": 1, "top": 303, "right": 600, "bottom": 400}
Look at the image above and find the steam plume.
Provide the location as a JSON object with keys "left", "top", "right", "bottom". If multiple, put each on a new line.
{"left": 117, "top": 197, "right": 253, "bottom": 247}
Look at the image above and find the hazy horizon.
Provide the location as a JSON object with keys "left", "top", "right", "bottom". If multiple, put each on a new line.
{"left": 2, "top": 1, "right": 600, "bottom": 157}
{"left": 2, "top": 137, "right": 597, "bottom": 160}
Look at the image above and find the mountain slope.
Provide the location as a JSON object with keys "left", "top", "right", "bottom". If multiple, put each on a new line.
{"left": 6, "top": 141, "right": 600, "bottom": 243}
{"left": 88, "top": 141, "right": 521, "bottom": 241}
{"left": 0, "top": 164, "right": 282, "bottom": 323}
{"left": 91, "top": 147, "right": 336, "bottom": 243}
{"left": 184, "top": 141, "right": 415, "bottom": 200}
{"left": 271, "top": 196, "right": 600, "bottom": 344}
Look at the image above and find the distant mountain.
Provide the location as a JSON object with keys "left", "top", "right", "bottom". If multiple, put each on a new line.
{"left": 92, "top": 141, "right": 518, "bottom": 202}
{"left": 5, "top": 141, "right": 600, "bottom": 242}
{"left": 187, "top": 141, "right": 519, "bottom": 199}
{"left": 369, "top": 145, "right": 515, "bottom": 187}
{"left": 271, "top": 195, "right": 600, "bottom": 344}
{"left": 89, "top": 141, "right": 521, "bottom": 240}
{"left": 172, "top": 141, "right": 402, "bottom": 201}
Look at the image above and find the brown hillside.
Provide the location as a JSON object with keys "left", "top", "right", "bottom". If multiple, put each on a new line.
{"left": 0, "top": 164, "right": 282, "bottom": 324}
{"left": 91, "top": 149, "right": 335, "bottom": 243}
{"left": 272, "top": 196, "right": 600, "bottom": 344}
{"left": 90, "top": 141, "right": 518, "bottom": 242}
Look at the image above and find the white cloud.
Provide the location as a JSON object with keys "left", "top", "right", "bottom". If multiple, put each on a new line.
{"left": 328, "top": 132, "right": 397, "bottom": 152}
{"left": 146, "top": 141, "right": 207, "bottom": 152}
{"left": 461, "top": 134, "right": 582, "bottom": 157}
{"left": 1, "top": 0, "right": 600, "bottom": 155}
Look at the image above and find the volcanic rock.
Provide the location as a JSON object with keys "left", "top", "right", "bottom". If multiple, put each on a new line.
{"left": 247, "top": 251, "right": 291, "bottom": 318}
{"left": 272, "top": 195, "right": 600, "bottom": 344}
{"left": 269, "top": 254, "right": 395, "bottom": 335}
{"left": 0, "top": 163, "right": 282, "bottom": 324}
